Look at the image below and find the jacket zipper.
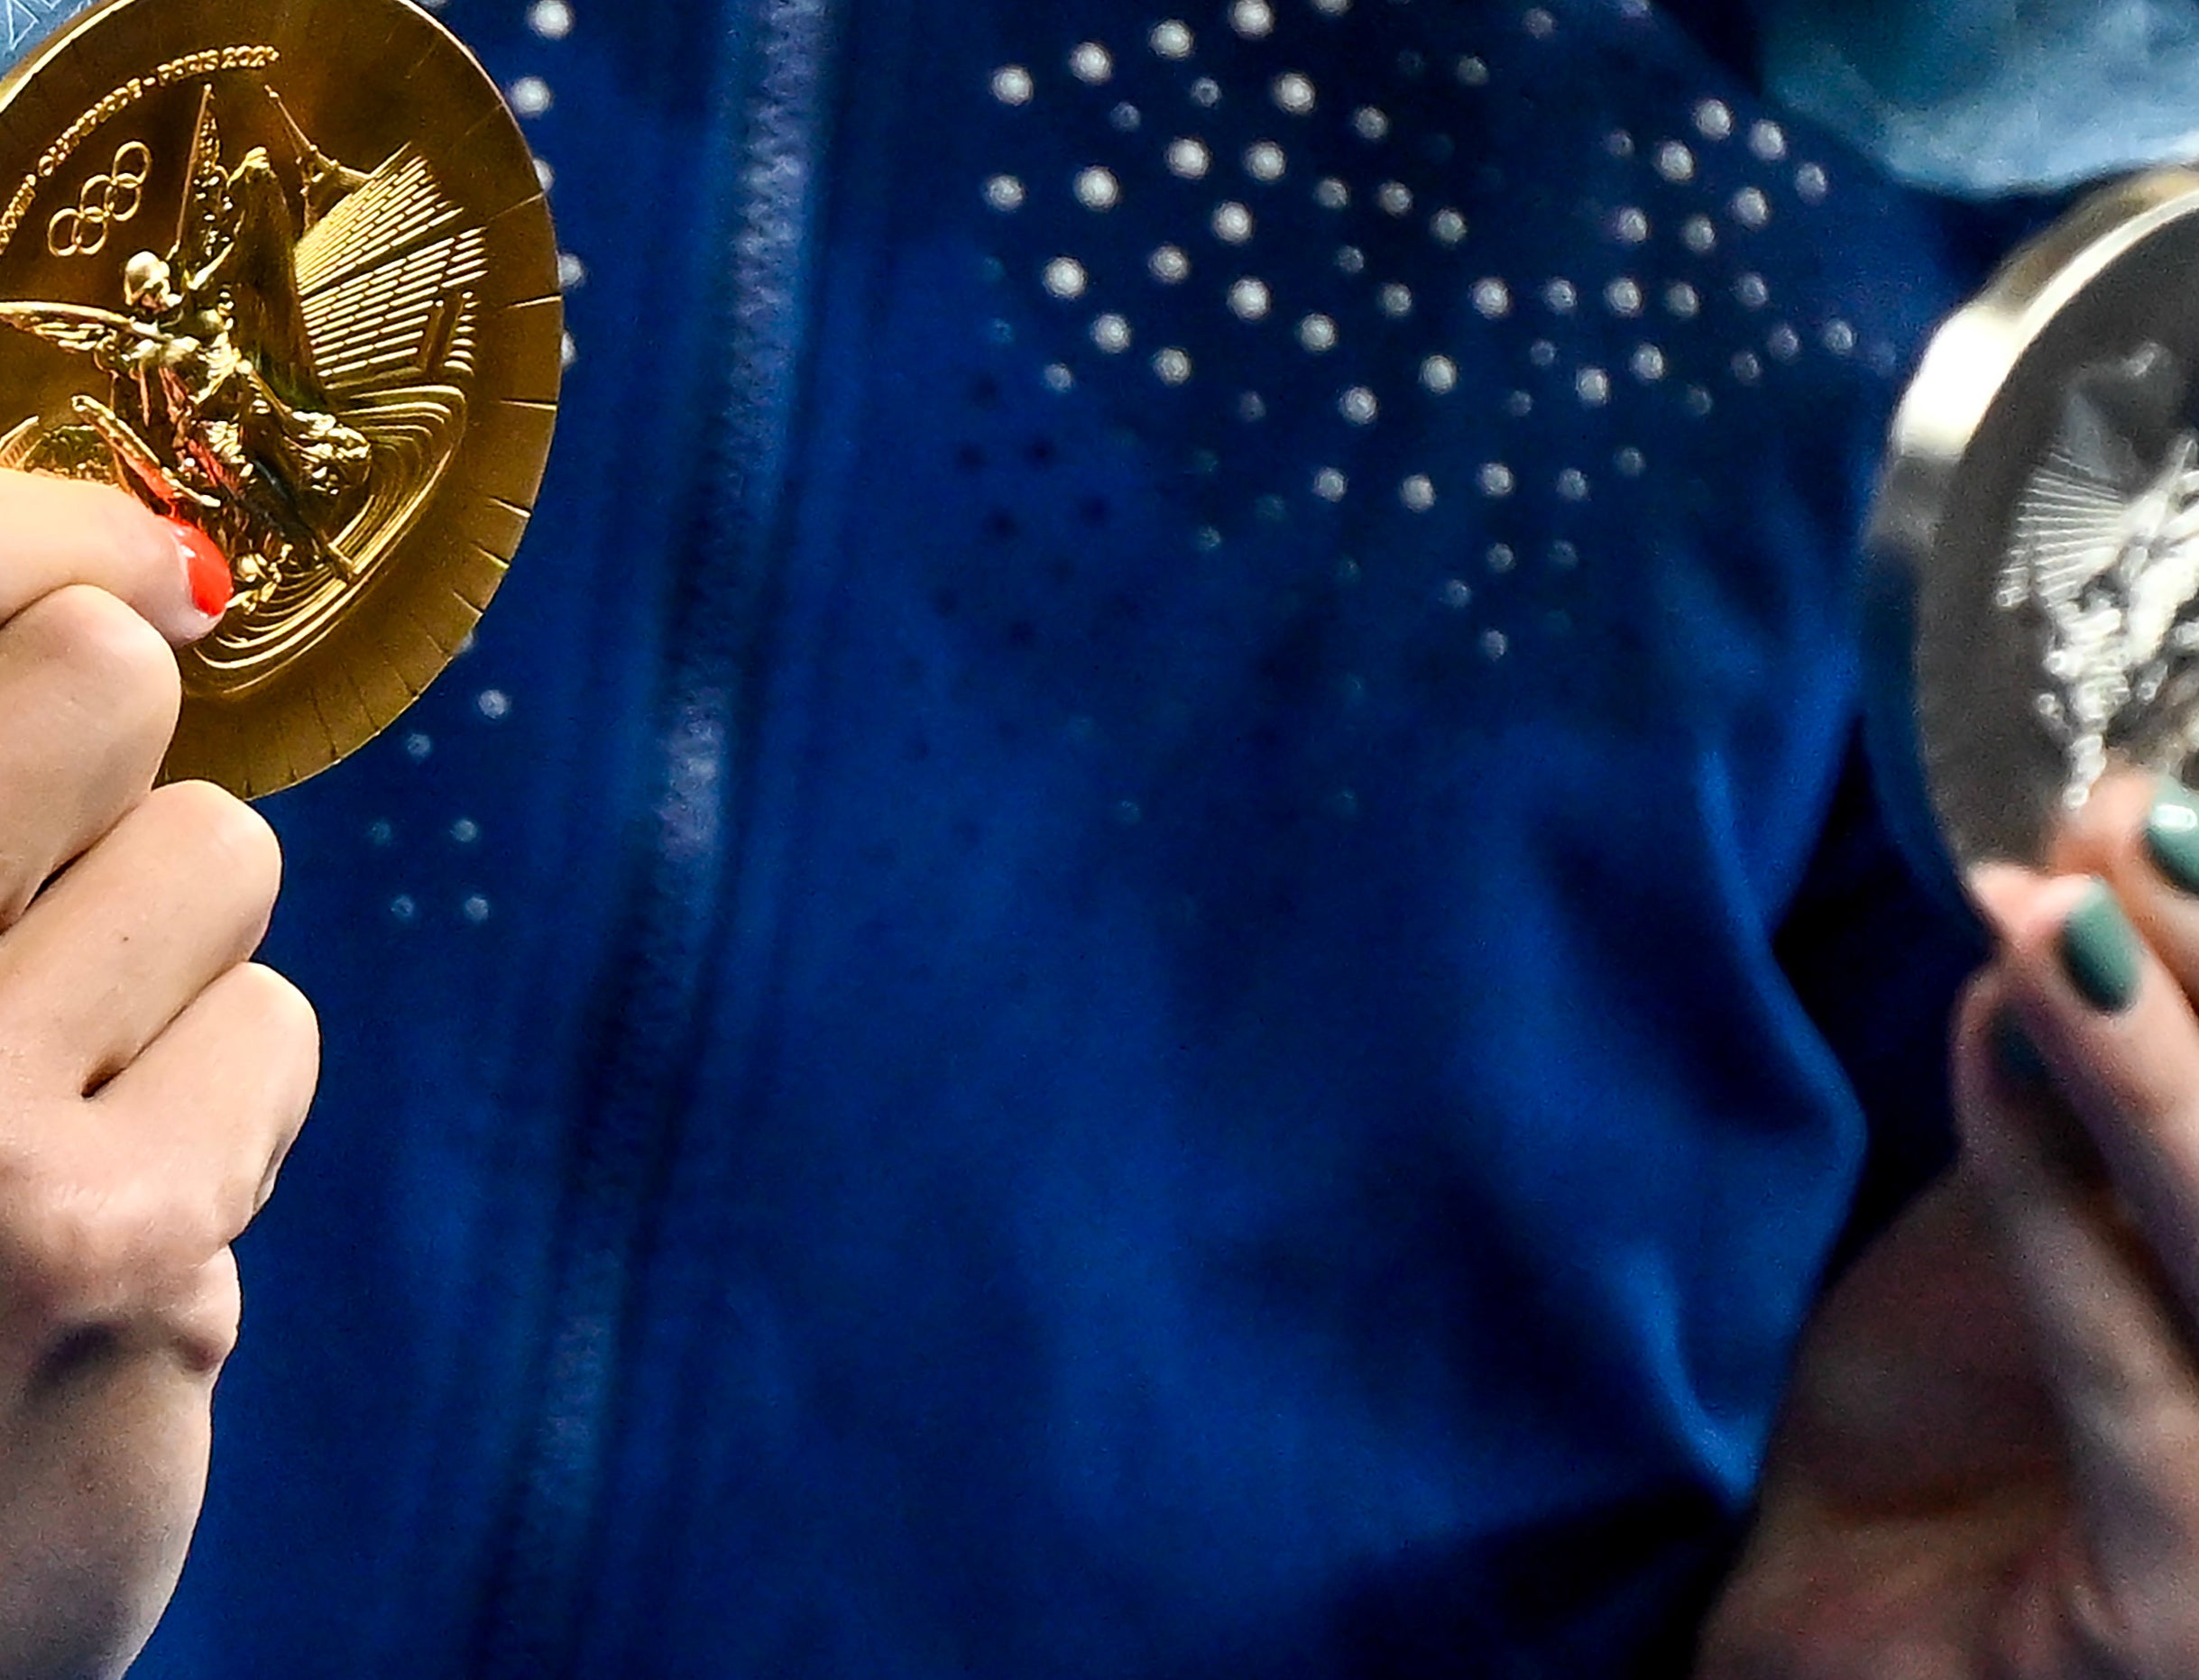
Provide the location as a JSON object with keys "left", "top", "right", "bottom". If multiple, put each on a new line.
{"left": 474, "top": 1, "right": 841, "bottom": 1669}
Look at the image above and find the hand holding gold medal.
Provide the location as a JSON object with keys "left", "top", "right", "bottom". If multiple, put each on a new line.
{"left": 0, "top": 0, "right": 560, "bottom": 796}
{"left": 0, "top": 3, "right": 552, "bottom": 1670}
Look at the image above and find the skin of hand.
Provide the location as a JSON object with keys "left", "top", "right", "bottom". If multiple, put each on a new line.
{"left": 1698, "top": 773, "right": 2199, "bottom": 1679}
{"left": 0, "top": 472, "right": 315, "bottom": 1680}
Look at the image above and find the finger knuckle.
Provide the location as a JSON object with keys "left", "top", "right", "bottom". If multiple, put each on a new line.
{"left": 167, "top": 1250, "right": 240, "bottom": 1375}
{"left": 226, "top": 966, "right": 318, "bottom": 1222}
{"left": 145, "top": 780, "right": 281, "bottom": 910}
{"left": 233, "top": 960, "right": 319, "bottom": 1125}
{"left": 17, "top": 583, "right": 179, "bottom": 748}
{"left": 236, "top": 961, "right": 317, "bottom": 1047}
{"left": 0, "top": 1135, "right": 238, "bottom": 1370}
{"left": 0, "top": 1179, "right": 134, "bottom": 1322}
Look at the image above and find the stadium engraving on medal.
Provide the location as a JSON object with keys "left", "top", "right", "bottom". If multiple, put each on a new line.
{"left": 0, "top": 0, "right": 560, "bottom": 797}
{"left": 1873, "top": 171, "right": 2199, "bottom": 872}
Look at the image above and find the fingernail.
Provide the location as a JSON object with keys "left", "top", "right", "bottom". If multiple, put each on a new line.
{"left": 2148, "top": 777, "right": 2199, "bottom": 894}
{"left": 1992, "top": 1008, "right": 2050, "bottom": 1088}
{"left": 2059, "top": 879, "right": 2142, "bottom": 1013}
{"left": 162, "top": 517, "right": 229, "bottom": 626}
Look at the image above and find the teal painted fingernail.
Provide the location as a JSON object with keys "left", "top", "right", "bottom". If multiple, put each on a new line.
{"left": 2060, "top": 880, "right": 2142, "bottom": 1013}
{"left": 2148, "top": 778, "right": 2199, "bottom": 895}
{"left": 1992, "top": 1009, "right": 2049, "bottom": 1088}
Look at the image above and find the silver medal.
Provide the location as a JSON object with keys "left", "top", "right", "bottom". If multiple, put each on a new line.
{"left": 1872, "top": 170, "right": 2199, "bottom": 875}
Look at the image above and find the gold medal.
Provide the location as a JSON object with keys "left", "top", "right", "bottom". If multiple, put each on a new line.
{"left": 1873, "top": 173, "right": 2199, "bottom": 875}
{"left": 0, "top": 0, "right": 560, "bottom": 797}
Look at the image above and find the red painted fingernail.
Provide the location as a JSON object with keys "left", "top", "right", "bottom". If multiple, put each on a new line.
{"left": 162, "top": 517, "right": 230, "bottom": 620}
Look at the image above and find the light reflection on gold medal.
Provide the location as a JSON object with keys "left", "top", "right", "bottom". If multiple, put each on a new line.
{"left": 0, "top": 0, "right": 560, "bottom": 796}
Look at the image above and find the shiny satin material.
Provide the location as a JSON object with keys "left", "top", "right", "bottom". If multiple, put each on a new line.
{"left": 1762, "top": 0, "right": 2199, "bottom": 194}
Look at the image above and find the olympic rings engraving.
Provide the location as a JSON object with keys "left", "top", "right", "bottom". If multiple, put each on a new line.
{"left": 47, "top": 140, "right": 152, "bottom": 257}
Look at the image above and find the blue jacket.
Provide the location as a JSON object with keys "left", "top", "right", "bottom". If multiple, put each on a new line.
{"left": 133, "top": 0, "right": 1998, "bottom": 1672}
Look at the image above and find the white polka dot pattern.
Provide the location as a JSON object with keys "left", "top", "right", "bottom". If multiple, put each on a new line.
{"left": 367, "top": 0, "right": 577, "bottom": 931}
{"left": 963, "top": 0, "right": 1884, "bottom": 687}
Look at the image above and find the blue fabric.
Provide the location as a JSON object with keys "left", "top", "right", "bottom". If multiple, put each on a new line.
{"left": 121, "top": 0, "right": 1997, "bottom": 1673}
{"left": 1760, "top": 0, "right": 2199, "bottom": 194}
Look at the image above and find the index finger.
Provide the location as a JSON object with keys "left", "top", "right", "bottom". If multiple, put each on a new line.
{"left": 1953, "top": 976, "right": 2199, "bottom": 1658}
{"left": 1978, "top": 866, "right": 2199, "bottom": 1309}
{"left": 0, "top": 471, "right": 221, "bottom": 646}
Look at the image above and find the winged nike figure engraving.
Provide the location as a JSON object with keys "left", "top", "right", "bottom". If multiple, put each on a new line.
{"left": 2001, "top": 341, "right": 2199, "bottom": 812}
{"left": 0, "top": 79, "right": 486, "bottom": 619}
